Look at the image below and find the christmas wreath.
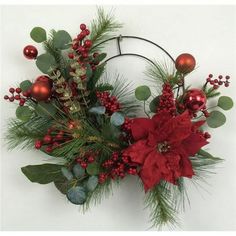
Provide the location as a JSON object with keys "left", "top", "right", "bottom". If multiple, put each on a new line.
{"left": 3, "top": 8, "right": 234, "bottom": 229}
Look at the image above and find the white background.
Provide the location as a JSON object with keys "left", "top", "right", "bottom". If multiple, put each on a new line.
{"left": 1, "top": 5, "right": 236, "bottom": 231}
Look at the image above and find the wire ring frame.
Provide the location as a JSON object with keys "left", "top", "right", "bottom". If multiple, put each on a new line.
{"left": 92, "top": 35, "right": 175, "bottom": 66}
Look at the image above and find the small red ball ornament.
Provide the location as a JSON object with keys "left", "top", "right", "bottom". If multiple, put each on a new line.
{"left": 175, "top": 53, "right": 196, "bottom": 74}
{"left": 23, "top": 45, "right": 38, "bottom": 59}
{"left": 36, "top": 75, "right": 53, "bottom": 87}
{"left": 31, "top": 81, "right": 52, "bottom": 101}
{"left": 183, "top": 89, "right": 206, "bottom": 112}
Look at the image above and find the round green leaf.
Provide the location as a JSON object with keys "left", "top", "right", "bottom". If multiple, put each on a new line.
{"left": 30, "top": 27, "right": 47, "bottom": 43}
{"left": 16, "top": 106, "right": 33, "bottom": 121}
{"left": 206, "top": 110, "right": 226, "bottom": 128}
{"left": 110, "top": 112, "right": 125, "bottom": 126}
{"left": 20, "top": 80, "right": 32, "bottom": 92}
{"left": 61, "top": 167, "right": 73, "bottom": 181}
{"left": 35, "top": 102, "right": 57, "bottom": 118}
{"left": 86, "top": 162, "right": 100, "bottom": 176}
{"left": 66, "top": 186, "right": 86, "bottom": 205}
{"left": 72, "top": 164, "right": 85, "bottom": 179}
{"left": 36, "top": 53, "right": 57, "bottom": 74}
{"left": 149, "top": 96, "right": 160, "bottom": 113}
{"left": 217, "top": 96, "right": 234, "bottom": 110}
{"left": 53, "top": 30, "right": 72, "bottom": 50}
{"left": 86, "top": 176, "right": 98, "bottom": 192}
{"left": 135, "top": 85, "right": 151, "bottom": 101}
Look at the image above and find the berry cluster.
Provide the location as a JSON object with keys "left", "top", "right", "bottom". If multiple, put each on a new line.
{"left": 206, "top": 74, "right": 230, "bottom": 89}
{"left": 4, "top": 87, "right": 30, "bottom": 106}
{"left": 120, "top": 117, "right": 134, "bottom": 142}
{"left": 98, "top": 152, "right": 138, "bottom": 183}
{"left": 191, "top": 124, "right": 211, "bottom": 139}
{"left": 76, "top": 152, "right": 96, "bottom": 169}
{"left": 35, "top": 128, "right": 72, "bottom": 153}
{"left": 96, "top": 91, "right": 121, "bottom": 115}
{"left": 68, "top": 24, "right": 101, "bottom": 81}
{"left": 157, "top": 83, "right": 176, "bottom": 116}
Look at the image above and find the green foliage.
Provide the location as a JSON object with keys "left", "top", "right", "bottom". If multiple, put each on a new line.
{"left": 149, "top": 96, "right": 160, "bottom": 113}
{"left": 73, "top": 164, "right": 85, "bottom": 178}
{"left": 16, "top": 106, "right": 33, "bottom": 122}
{"left": 61, "top": 167, "right": 73, "bottom": 181}
{"left": 217, "top": 96, "right": 234, "bottom": 110}
{"left": 54, "top": 177, "right": 75, "bottom": 194}
{"left": 20, "top": 80, "right": 32, "bottom": 92}
{"left": 135, "top": 85, "right": 151, "bottom": 101}
{"left": 110, "top": 112, "right": 125, "bottom": 126}
{"left": 89, "top": 106, "right": 106, "bottom": 115}
{"left": 30, "top": 27, "right": 47, "bottom": 43}
{"left": 206, "top": 110, "right": 226, "bottom": 128}
{"left": 93, "top": 53, "right": 107, "bottom": 64}
{"left": 53, "top": 30, "right": 72, "bottom": 50}
{"left": 86, "top": 176, "right": 98, "bottom": 191}
{"left": 86, "top": 162, "right": 100, "bottom": 176}
{"left": 90, "top": 7, "right": 122, "bottom": 51}
{"left": 21, "top": 164, "right": 64, "bottom": 184}
{"left": 35, "top": 102, "right": 57, "bottom": 118}
{"left": 95, "top": 83, "right": 113, "bottom": 92}
{"left": 67, "top": 186, "right": 87, "bottom": 205}
{"left": 36, "top": 53, "right": 57, "bottom": 74}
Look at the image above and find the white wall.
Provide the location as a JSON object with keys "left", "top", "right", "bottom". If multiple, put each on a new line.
{"left": 1, "top": 5, "right": 236, "bottom": 231}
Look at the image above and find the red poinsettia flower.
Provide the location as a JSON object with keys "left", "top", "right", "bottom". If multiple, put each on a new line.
{"left": 123, "top": 111, "right": 208, "bottom": 191}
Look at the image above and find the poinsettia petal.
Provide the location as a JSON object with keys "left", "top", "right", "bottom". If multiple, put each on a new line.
{"left": 182, "top": 133, "right": 208, "bottom": 156}
{"left": 123, "top": 140, "right": 154, "bottom": 165}
{"left": 131, "top": 118, "right": 155, "bottom": 141}
{"left": 140, "top": 151, "right": 163, "bottom": 191}
{"left": 152, "top": 111, "right": 172, "bottom": 129}
{"left": 158, "top": 111, "right": 192, "bottom": 144}
{"left": 180, "top": 156, "right": 194, "bottom": 178}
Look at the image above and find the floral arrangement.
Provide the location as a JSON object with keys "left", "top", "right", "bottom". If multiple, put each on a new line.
{"left": 3, "top": 8, "right": 233, "bottom": 229}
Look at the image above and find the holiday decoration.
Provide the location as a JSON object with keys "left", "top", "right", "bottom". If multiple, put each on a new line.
{"left": 3, "top": 8, "right": 233, "bottom": 229}
{"left": 23, "top": 45, "right": 38, "bottom": 59}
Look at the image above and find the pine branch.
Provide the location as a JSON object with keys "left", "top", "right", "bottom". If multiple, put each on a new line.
{"left": 144, "top": 181, "right": 180, "bottom": 229}
{"left": 90, "top": 7, "right": 122, "bottom": 52}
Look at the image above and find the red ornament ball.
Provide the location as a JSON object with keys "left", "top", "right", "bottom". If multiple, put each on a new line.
{"left": 23, "top": 45, "right": 38, "bottom": 59}
{"left": 31, "top": 81, "right": 52, "bottom": 101}
{"left": 175, "top": 53, "right": 196, "bottom": 74}
{"left": 183, "top": 89, "right": 206, "bottom": 112}
{"left": 36, "top": 75, "right": 53, "bottom": 87}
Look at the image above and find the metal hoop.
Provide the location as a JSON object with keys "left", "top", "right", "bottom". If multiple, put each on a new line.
{"left": 92, "top": 35, "right": 175, "bottom": 66}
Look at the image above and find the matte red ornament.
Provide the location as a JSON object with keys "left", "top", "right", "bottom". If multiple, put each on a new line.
{"left": 183, "top": 89, "right": 206, "bottom": 112}
{"left": 23, "top": 45, "right": 38, "bottom": 59}
{"left": 175, "top": 53, "right": 196, "bottom": 74}
{"left": 36, "top": 75, "right": 53, "bottom": 87}
{"left": 31, "top": 81, "right": 52, "bottom": 101}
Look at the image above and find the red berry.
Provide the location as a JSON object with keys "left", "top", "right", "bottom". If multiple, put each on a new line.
{"left": 213, "top": 85, "right": 219, "bottom": 90}
{"left": 93, "top": 52, "right": 99, "bottom": 58}
{"left": 43, "top": 134, "right": 52, "bottom": 144}
{"left": 84, "top": 40, "right": 92, "bottom": 48}
{"left": 85, "top": 29, "right": 90, "bottom": 35}
{"left": 88, "top": 156, "right": 95, "bottom": 163}
{"left": 9, "top": 88, "right": 15, "bottom": 93}
{"left": 82, "top": 52, "right": 88, "bottom": 58}
{"left": 218, "top": 75, "right": 223, "bottom": 79}
{"left": 80, "top": 24, "right": 86, "bottom": 30}
{"left": 4, "top": 95, "right": 9, "bottom": 100}
{"left": 16, "top": 88, "right": 22, "bottom": 93}
{"left": 35, "top": 140, "right": 42, "bottom": 149}
{"left": 72, "top": 43, "right": 78, "bottom": 50}
{"left": 225, "top": 82, "right": 229, "bottom": 87}
{"left": 78, "top": 46, "right": 85, "bottom": 53}
{"left": 225, "top": 75, "right": 230, "bottom": 80}
{"left": 208, "top": 74, "right": 213, "bottom": 78}
{"left": 68, "top": 53, "right": 74, "bottom": 59}
{"left": 81, "top": 162, "right": 87, "bottom": 169}
{"left": 9, "top": 97, "right": 14, "bottom": 102}
{"left": 45, "top": 146, "right": 53, "bottom": 153}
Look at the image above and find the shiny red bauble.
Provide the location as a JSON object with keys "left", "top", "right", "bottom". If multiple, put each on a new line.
{"left": 183, "top": 89, "right": 206, "bottom": 112}
{"left": 31, "top": 81, "right": 52, "bottom": 101}
{"left": 23, "top": 45, "right": 38, "bottom": 59}
{"left": 175, "top": 53, "right": 196, "bottom": 74}
{"left": 36, "top": 75, "right": 53, "bottom": 87}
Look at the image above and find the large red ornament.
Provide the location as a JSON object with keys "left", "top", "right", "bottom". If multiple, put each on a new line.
{"left": 184, "top": 89, "right": 206, "bottom": 112}
{"left": 31, "top": 81, "right": 52, "bottom": 101}
{"left": 23, "top": 45, "right": 38, "bottom": 59}
{"left": 175, "top": 53, "right": 196, "bottom": 74}
{"left": 36, "top": 75, "right": 53, "bottom": 87}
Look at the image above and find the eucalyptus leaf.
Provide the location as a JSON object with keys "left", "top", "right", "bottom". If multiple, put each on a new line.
{"left": 149, "top": 96, "right": 160, "bottom": 113}
{"left": 110, "top": 112, "right": 125, "bottom": 126}
{"left": 206, "top": 110, "right": 226, "bottom": 128}
{"left": 20, "top": 80, "right": 32, "bottom": 92}
{"left": 53, "top": 30, "right": 72, "bottom": 50}
{"left": 72, "top": 164, "right": 85, "bottom": 178}
{"left": 89, "top": 106, "right": 106, "bottom": 115}
{"left": 198, "top": 149, "right": 223, "bottom": 161}
{"left": 54, "top": 178, "right": 74, "bottom": 195}
{"left": 86, "top": 176, "right": 98, "bottom": 191}
{"left": 217, "top": 96, "right": 234, "bottom": 110}
{"left": 16, "top": 106, "right": 33, "bottom": 122}
{"left": 35, "top": 102, "right": 57, "bottom": 118}
{"left": 61, "top": 167, "right": 73, "bottom": 181}
{"left": 36, "top": 53, "right": 57, "bottom": 74}
{"left": 66, "top": 186, "right": 87, "bottom": 205}
{"left": 30, "top": 27, "right": 47, "bottom": 43}
{"left": 21, "top": 164, "right": 64, "bottom": 184}
{"left": 135, "top": 85, "right": 151, "bottom": 101}
{"left": 86, "top": 162, "right": 100, "bottom": 176}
